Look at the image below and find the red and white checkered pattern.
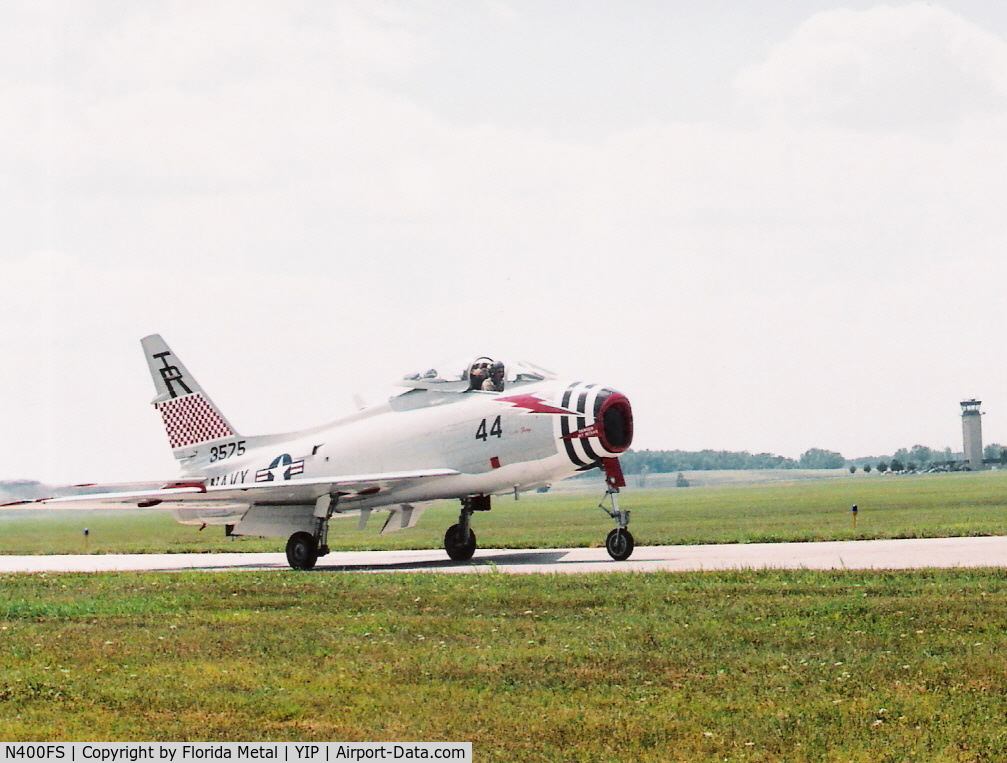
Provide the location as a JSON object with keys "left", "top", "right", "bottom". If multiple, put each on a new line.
{"left": 155, "top": 393, "right": 234, "bottom": 449}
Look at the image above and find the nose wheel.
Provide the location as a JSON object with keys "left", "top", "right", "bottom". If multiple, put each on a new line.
{"left": 605, "top": 527, "right": 634, "bottom": 561}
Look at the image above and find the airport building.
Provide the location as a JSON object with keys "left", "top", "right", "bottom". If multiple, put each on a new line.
{"left": 961, "top": 399, "right": 984, "bottom": 470}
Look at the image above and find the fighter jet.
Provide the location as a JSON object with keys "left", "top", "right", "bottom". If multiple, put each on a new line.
{"left": 5, "top": 335, "right": 635, "bottom": 569}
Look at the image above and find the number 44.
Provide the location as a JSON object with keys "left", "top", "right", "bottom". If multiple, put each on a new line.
{"left": 476, "top": 415, "right": 503, "bottom": 441}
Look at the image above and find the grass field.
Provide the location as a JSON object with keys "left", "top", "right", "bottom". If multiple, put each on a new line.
{"left": 3, "top": 471, "right": 1007, "bottom": 760}
{"left": 3, "top": 569, "right": 1007, "bottom": 761}
{"left": 2, "top": 470, "right": 1006, "bottom": 555}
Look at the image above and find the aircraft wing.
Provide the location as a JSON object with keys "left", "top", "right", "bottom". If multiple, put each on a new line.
{"left": 0, "top": 468, "right": 461, "bottom": 511}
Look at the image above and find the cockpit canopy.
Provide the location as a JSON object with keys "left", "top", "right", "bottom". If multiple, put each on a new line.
{"left": 401, "top": 357, "right": 556, "bottom": 392}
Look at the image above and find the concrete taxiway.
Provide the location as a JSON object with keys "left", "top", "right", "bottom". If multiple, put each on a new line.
{"left": 0, "top": 535, "right": 1004, "bottom": 573}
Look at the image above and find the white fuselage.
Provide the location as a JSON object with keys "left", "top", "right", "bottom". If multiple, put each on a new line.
{"left": 174, "top": 378, "right": 632, "bottom": 537}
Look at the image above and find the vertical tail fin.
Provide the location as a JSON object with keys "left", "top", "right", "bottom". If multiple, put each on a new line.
{"left": 141, "top": 335, "right": 241, "bottom": 462}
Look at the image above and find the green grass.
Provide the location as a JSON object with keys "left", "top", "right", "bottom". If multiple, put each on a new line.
{"left": 2, "top": 470, "right": 1007, "bottom": 555}
{"left": 3, "top": 570, "right": 1007, "bottom": 761}
{"left": 4, "top": 473, "right": 1007, "bottom": 759}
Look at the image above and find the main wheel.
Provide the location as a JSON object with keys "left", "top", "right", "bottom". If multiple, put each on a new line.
{"left": 605, "top": 528, "right": 634, "bottom": 561}
{"left": 286, "top": 531, "right": 319, "bottom": 570}
{"left": 444, "top": 524, "right": 477, "bottom": 562}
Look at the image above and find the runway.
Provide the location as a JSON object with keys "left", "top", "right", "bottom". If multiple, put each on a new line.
{"left": 0, "top": 535, "right": 1005, "bottom": 573}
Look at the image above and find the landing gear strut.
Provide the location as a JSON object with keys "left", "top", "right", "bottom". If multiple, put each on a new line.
{"left": 445, "top": 495, "right": 490, "bottom": 561}
{"left": 599, "top": 458, "right": 633, "bottom": 560}
{"left": 600, "top": 487, "right": 634, "bottom": 561}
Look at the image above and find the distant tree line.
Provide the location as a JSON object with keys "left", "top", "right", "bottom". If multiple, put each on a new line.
{"left": 985, "top": 444, "right": 1007, "bottom": 464}
{"left": 621, "top": 448, "right": 846, "bottom": 473}
{"left": 797, "top": 448, "right": 847, "bottom": 469}
{"left": 891, "top": 445, "right": 956, "bottom": 468}
{"left": 859, "top": 443, "right": 1004, "bottom": 473}
{"left": 620, "top": 449, "right": 796, "bottom": 473}
{"left": 625, "top": 441, "right": 1007, "bottom": 475}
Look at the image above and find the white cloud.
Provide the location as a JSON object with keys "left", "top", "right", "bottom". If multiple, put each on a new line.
{"left": 735, "top": 3, "right": 1007, "bottom": 131}
{"left": 0, "top": 0, "right": 432, "bottom": 201}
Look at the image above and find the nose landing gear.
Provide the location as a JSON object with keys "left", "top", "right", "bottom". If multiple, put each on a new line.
{"left": 599, "top": 457, "right": 633, "bottom": 561}
{"left": 600, "top": 486, "right": 634, "bottom": 560}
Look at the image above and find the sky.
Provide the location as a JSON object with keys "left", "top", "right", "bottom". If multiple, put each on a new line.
{"left": 2, "top": 0, "right": 1007, "bottom": 484}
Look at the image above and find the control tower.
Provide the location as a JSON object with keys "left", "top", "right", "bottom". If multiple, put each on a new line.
{"left": 961, "top": 399, "right": 983, "bottom": 470}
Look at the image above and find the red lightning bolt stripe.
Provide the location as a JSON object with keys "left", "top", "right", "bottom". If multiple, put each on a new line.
{"left": 495, "top": 394, "right": 580, "bottom": 415}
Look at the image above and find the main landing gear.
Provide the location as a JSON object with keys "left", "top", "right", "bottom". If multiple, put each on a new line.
{"left": 444, "top": 495, "right": 491, "bottom": 561}
{"left": 285, "top": 493, "right": 339, "bottom": 570}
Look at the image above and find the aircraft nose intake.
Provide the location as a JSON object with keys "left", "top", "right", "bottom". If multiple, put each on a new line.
{"left": 559, "top": 383, "right": 634, "bottom": 467}
{"left": 595, "top": 388, "right": 634, "bottom": 454}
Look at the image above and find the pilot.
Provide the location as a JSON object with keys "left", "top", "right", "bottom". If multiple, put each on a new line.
{"left": 468, "top": 361, "right": 489, "bottom": 391}
{"left": 484, "top": 361, "right": 505, "bottom": 392}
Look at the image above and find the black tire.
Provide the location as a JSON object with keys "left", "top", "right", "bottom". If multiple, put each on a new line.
{"left": 444, "top": 524, "right": 477, "bottom": 562}
{"left": 286, "top": 531, "right": 319, "bottom": 570}
{"left": 605, "top": 528, "right": 634, "bottom": 561}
